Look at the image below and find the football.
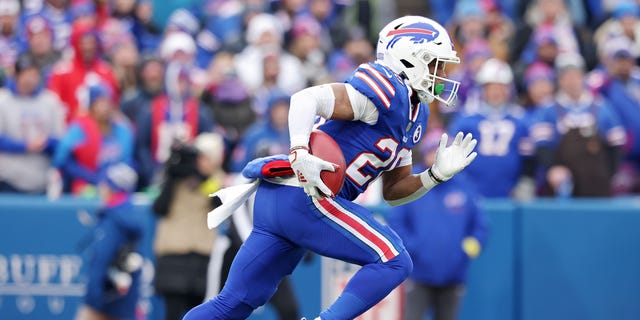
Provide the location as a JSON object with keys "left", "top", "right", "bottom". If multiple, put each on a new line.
{"left": 309, "top": 130, "right": 346, "bottom": 196}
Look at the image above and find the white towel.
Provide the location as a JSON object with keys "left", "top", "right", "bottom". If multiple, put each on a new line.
{"left": 206, "top": 180, "right": 260, "bottom": 229}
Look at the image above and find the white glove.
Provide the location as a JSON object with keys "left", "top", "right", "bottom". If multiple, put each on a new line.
{"left": 289, "top": 147, "right": 336, "bottom": 199}
{"left": 423, "top": 132, "right": 477, "bottom": 185}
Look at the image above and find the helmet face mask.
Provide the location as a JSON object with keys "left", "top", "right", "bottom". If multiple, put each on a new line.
{"left": 376, "top": 16, "right": 461, "bottom": 106}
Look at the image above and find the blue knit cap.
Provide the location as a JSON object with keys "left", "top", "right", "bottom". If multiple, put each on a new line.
{"left": 87, "top": 83, "right": 113, "bottom": 107}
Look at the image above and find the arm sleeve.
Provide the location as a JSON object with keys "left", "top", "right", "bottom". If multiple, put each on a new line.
{"left": 61, "top": 159, "right": 99, "bottom": 184}
{"left": 598, "top": 104, "right": 627, "bottom": 147}
{"left": 288, "top": 84, "right": 336, "bottom": 147}
{"left": 52, "top": 124, "right": 84, "bottom": 168}
{"left": 0, "top": 136, "right": 27, "bottom": 153}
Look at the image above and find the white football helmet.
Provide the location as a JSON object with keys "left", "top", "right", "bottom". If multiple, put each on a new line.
{"left": 376, "top": 16, "right": 461, "bottom": 106}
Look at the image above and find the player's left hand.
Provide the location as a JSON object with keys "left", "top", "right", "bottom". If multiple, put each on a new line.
{"left": 430, "top": 132, "right": 477, "bottom": 183}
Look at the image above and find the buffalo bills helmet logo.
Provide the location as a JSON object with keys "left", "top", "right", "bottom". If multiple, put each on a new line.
{"left": 386, "top": 23, "right": 440, "bottom": 49}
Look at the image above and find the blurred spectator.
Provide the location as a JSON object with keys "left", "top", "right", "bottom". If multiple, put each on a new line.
{"left": 158, "top": 30, "right": 208, "bottom": 90}
{"left": 30, "top": 0, "right": 73, "bottom": 53}
{"left": 0, "top": 55, "right": 65, "bottom": 193}
{"left": 20, "top": 14, "right": 61, "bottom": 79}
{"left": 69, "top": 0, "right": 110, "bottom": 27}
{"left": 53, "top": 82, "right": 133, "bottom": 195}
{"left": 75, "top": 163, "right": 143, "bottom": 320}
{"left": 599, "top": 40, "right": 640, "bottom": 193}
{"left": 109, "top": 39, "right": 140, "bottom": 99}
{"left": 448, "top": 0, "right": 487, "bottom": 47}
{"left": 252, "top": 49, "right": 284, "bottom": 118}
{"left": 199, "top": 53, "right": 255, "bottom": 171}
{"left": 0, "top": 0, "right": 20, "bottom": 81}
{"left": 386, "top": 128, "right": 488, "bottom": 320}
{"left": 326, "top": 31, "right": 373, "bottom": 82}
{"left": 530, "top": 53, "right": 627, "bottom": 197}
{"left": 99, "top": 18, "right": 135, "bottom": 61}
{"left": 132, "top": 0, "right": 162, "bottom": 55}
{"left": 135, "top": 62, "right": 213, "bottom": 188}
{"left": 230, "top": 91, "right": 290, "bottom": 172}
{"left": 192, "top": 0, "right": 245, "bottom": 68}
{"left": 446, "top": 39, "right": 492, "bottom": 117}
{"left": 270, "top": 0, "right": 306, "bottom": 33}
{"left": 511, "top": 0, "right": 597, "bottom": 70}
{"left": 595, "top": 1, "right": 640, "bottom": 62}
{"left": 302, "top": 0, "right": 351, "bottom": 50}
{"left": 109, "top": 0, "right": 137, "bottom": 32}
{"left": 234, "top": 13, "right": 305, "bottom": 94}
{"left": 522, "top": 62, "right": 556, "bottom": 119}
{"left": 448, "top": 59, "right": 534, "bottom": 199}
{"left": 288, "top": 15, "right": 329, "bottom": 86}
{"left": 513, "top": 27, "right": 560, "bottom": 86}
{"left": 151, "top": 136, "right": 224, "bottom": 320}
{"left": 165, "top": 8, "right": 200, "bottom": 37}
{"left": 482, "top": 0, "right": 515, "bottom": 58}
{"left": 69, "top": 0, "right": 95, "bottom": 24}
{"left": 48, "top": 20, "right": 119, "bottom": 123}
{"left": 120, "top": 57, "right": 164, "bottom": 124}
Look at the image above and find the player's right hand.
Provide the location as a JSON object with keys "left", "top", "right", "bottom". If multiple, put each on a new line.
{"left": 289, "top": 147, "right": 336, "bottom": 199}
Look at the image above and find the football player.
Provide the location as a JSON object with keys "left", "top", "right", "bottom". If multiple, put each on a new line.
{"left": 184, "top": 16, "right": 477, "bottom": 320}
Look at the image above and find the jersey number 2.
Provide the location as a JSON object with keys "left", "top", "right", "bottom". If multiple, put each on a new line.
{"left": 346, "top": 137, "right": 411, "bottom": 186}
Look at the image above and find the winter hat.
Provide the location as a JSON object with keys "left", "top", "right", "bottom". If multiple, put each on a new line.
{"left": 291, "top": 15, "right": 322, "bottom": 39}
{"left": 24, "top": 14, "right": 52, "bottom": 38}
{"left": 463, "top": 39, "right": 492, "bottom": 60}
{"left": 555, "top": 52, "right": 585, "bottom": 74}
{"left": 160, "top": 31, "right": 196, "bottom": 61}
{"left": 603, "top": 37, "right": 634, "bottom": 60}
{"left": 194, "top": 132, "right": 225, "bottom": 169}
{"left": 88, "top": 83, "right": 113, "bottom": 107}
{"left": 614, "top": 1, "right": 639, "bottom": 19}
{"left": 524, "top": 62, "right": 555, "bottom": 88}
{"left": 166, "top": 8, "right": 200, "bottom": 36}
{"left": 246, "top": 13, "right": 283, "bottom": 45}
{"left": 266, "top": 90, "right": 291, "bottom": 110}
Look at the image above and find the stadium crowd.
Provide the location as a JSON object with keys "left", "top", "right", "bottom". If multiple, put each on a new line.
{"left": 1, "top": 0, "right": 639, "bottom": 199}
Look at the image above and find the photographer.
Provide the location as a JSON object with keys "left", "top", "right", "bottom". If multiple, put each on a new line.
{"left": 151, "top": 133, "right": 225, "bottom": 320}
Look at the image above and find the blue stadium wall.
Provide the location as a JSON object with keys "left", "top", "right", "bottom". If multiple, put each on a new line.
{"left": 1, "top": 195, "right": 639, "bottom": 320}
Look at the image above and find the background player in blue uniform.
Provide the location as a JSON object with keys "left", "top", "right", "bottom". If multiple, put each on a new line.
{"left": 184, "top": 16, "right": 478, "bottom": 320}
{"left": 75, "top": 163, "right": 143, "bottom": 320}
{"left": 448, "top": 59, "right": 534, "bottom": 198}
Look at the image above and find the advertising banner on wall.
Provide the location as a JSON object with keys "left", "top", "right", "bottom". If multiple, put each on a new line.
{"left": 0, "top": 196, "right": 158, "bottom": 319}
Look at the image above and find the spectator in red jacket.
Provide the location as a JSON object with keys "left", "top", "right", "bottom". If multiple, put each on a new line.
{"left": 48, "top": 20, "right": 119, "bottom": 123}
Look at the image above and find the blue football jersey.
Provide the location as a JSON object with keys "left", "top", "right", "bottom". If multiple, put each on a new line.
{"left": 447, "top": 107, "right": 532, "bottom": 198}
{"left": 319, "top": 62, "right": 429, "bottom": 201}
